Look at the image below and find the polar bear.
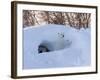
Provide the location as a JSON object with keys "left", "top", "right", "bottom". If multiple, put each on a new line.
{"left": 38, "top": 32, "right": 72, "bottom": 53}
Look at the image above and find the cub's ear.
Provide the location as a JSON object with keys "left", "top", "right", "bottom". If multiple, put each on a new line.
{"left": 58, "top": 32, "right": 62, "bottom": 35}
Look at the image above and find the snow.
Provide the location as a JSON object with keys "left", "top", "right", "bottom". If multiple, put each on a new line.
{"left": 23, "top": 24, "right": 91, "bottom": 69}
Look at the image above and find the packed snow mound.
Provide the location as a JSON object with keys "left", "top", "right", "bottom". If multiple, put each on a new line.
{"left": 23, "top": 24, "right": 91, "bottom": 69}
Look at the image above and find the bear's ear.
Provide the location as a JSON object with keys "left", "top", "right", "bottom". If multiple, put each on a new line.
{"left": 58, "top": 32, "right": 62, "bottom": 35}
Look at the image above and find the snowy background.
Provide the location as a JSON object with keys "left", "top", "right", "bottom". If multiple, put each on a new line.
{"left": 23, "top": 24, "right": 91, "bottom": 69}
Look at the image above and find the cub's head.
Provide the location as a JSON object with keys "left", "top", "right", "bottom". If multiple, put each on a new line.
{"left": 57, "top": 32, "right": 64, "bottom": 38}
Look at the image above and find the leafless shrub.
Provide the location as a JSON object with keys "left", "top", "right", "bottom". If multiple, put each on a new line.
{"left": 23, "top": 10, "right": 91, "bottom": 29}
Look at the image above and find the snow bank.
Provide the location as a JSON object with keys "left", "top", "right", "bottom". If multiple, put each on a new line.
{"left": 23, "top": 24, "right": 91, "bottom": 69}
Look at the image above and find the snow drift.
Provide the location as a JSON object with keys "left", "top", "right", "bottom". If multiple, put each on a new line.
{"left": 23, "top": 24, "right": 91, "bottom": 69}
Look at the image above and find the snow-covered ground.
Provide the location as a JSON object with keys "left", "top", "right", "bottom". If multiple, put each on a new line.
{"left": 23, "top": 24, "right": 91, "bottom": 69}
